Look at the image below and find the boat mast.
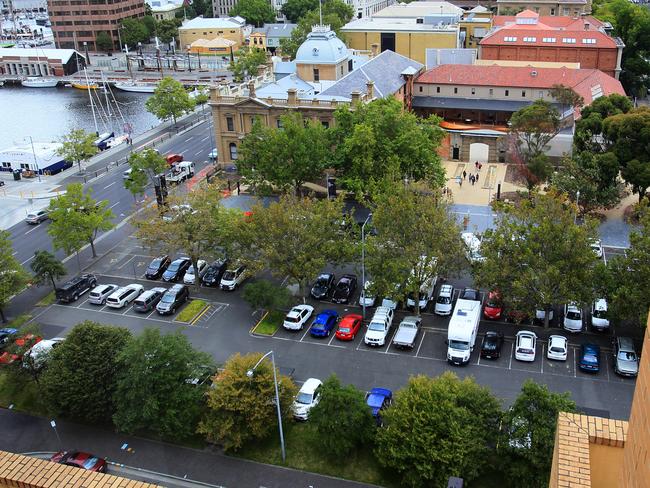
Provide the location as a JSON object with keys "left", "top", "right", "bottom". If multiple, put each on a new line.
{"left": 100, "top": 71, "right": 113, "bottom": 133}
{"left": 84, "top": 68, "right": 99, "bottom": 135}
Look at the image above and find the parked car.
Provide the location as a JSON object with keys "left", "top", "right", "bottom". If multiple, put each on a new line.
{"left": 220, "top": 265, "right": 247, "bottom": 290}
{"left": 88, "top": 284, "right": 119, "bottom": 305}
{"left": 392, "top": 316, "right": 421, "bottom": 349}
{"left": 145, "top": 255, "right": 171, "bottom": 279}
{"left": 0, "top": 334, "right": 42, "bottom": 365}
{"left": 25, "top": 209, "right": 49, "bottom": 224}
{"left": 364, "top": 306, "right": 394, "bottom": 347}
{"left": 535, "top": 308, "right": 554, "bottom": 324}
{"left": 460, "top": 288, "right": 480, "bottom": 301}
{"left": 292, "top": 377, "right": 322, "bottom": 420}
{"left": 563, "top": 303, "right": 583, "bottom": 332}
{"left": 22, "top": 337, "right": 64, "bottom": 369}
{"left": 282, "top": 304, "right": 314, "bottom": 331}
{"left": 161, "top": 257, "right": 192, "bottom": 282}
{"left": 480, "top": 331, "right": 504, "bottom": 359}
{"left": 613, "top": 336, "right": 639, "bottom": 377}
{"left": 335, "top": 314, "right": 363, "bottom": 341}
{"left": 201, "top": 259, "right": 228, "bottom": 287}
{"left": 434, "top": 284, "right": 454, "bottom": 316}
{"left": 209, "top": 148, "right": 218, "bottom": 160}
{"left": 515, "top": 331, "right": 537, "bottom": 362}
{"left": 133, "top": 287, "right": 166, "bottom": 313}
{"left": 591, "top": 299, "right": 610, "bottom": 331}
{"left": 579, "top": 344, "right": 600, "bottom": 373}
{"left": 365, "top": 387, "right": 392, "bottom": 425}
{"left": 50, "top": 451, "right": 107, "bottom": 472}
{"left": 590, "top": 239, "right": 603, "bottom": 258}
{"left": 55, "top": 274, "right": 97, "bottom": 303}
{"left": 310, "top": 273, "right": 335, "bottom": 300}
{"left": 156, "top": 284, "right": 189, "bottom": 315}
{"left": 183, "top": 259, "right": 208, "bottom": 284}
{"left": 359, "top": 281, "right": 376, "bottom": 308}
{"left": 332, "top": 274, "right": 357, "bottom": 304}
{"left": 483, "top": 291, "right": 503, "bottom": 320}
{"left": 105, "top": 284, "right": 144, "bottom": 309}
{"left": 406, "top": 275, "right": 436, "bottom": 311}
{"left": 309, "top": 310, "right": 339, "bottom": 338}
{"left": 461, "top": 232, "right": 485, "bottom": 263}
{"left": 547, "top": 335, "right": 568, "bottom": 361}
{"left": 0, "top": 328, "right": 17, "bottom": 347}
{"left": 165, "top": 153, "right": 184, "bottom": 165}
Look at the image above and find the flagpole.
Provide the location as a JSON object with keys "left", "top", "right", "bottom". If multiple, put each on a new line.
{"left": 319, "top": 0, "right": 322, "bottom": 25}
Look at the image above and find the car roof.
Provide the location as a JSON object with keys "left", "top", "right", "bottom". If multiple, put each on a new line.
{"left": 616, "top": 336, "right": 635, "bottom": 350}
{"left": 439, "top": 284, "right": 453, "bottom": 294}
{"left": 594, "top": 298, "right": 607, "bottom": 310}
{"left": 169, "top": 284, "right": 186, "bottom": 292}
{"left": 367, "top": 388, "right": 391, "bottom": 408}
{"left": 341, "top": 314, "right": 362, "bottom": 322}
{"left": 549, "top": 335, "right": 567, "bottom": 344}
{"left": 401, "top": 316, "right": 420, "bottom": 325}
{"left": 300, "top": 378, "right": 322, "bottom": 393}
{"left": 485, "top": 331, "right": 501, "bottom": 338}
{"left": 318, "top": 309, "right": 337, "bottom": 317}
{"left": 582, "top": 344, "right": 600, "bottom": 354}
{"left": 517, "top": 330, "right": 536, "bottom": 338}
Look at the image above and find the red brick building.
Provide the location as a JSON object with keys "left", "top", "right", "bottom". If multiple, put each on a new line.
{"left": 47, "top": 0, "right": 146, "bottom": 51}
{"left": 479, "top": 10, "right": 624, "bottom": 79}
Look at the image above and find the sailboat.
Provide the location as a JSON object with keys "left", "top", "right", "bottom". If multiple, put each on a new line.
{"left": 114, "top": 80, "right": 157, "bottom": 93}
{"left": 21, "top": 49, "right": 58, "bottom": 87}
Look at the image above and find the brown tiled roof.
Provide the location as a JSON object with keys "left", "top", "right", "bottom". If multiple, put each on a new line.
{"left": 480, "top": 28, "right": 617, "bottom": 48}
{"left": 493, "top": 14, "right": 605, "bottom": 29}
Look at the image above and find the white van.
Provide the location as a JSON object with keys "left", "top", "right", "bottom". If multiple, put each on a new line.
{"left": 461, "top": 232, "right": 485, "bottom": 263}
{"left": 406, "top": 275, "right": 437, "bottom": 311}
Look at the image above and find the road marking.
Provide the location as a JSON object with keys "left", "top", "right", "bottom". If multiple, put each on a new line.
{"left": 540, "top": 344, "right": 544, "bottom": 373}
{"left": 508, "top": 342, "right": 513, "bottom": 370}
{"left": 103, "top": 181, "right": 116, "bottom": 190}
{"left": 415, "top": 331, "right": 426, "bottom": 357}
{"left": 24, "top": 225, "right": 40, "bottom": 236}
{"left": 109, "top": 202, "right": 120, "bottom": 210}
{"left": 12, "top": 250, "right": 17, "bottom": 255}
{"left": 200, "top": 136, "right": 210, "bottom": 142}
{"left": 194, "top": 151, "right": 203, "bottom": 157}
{"left": 327, "top": 333, "right": 337, "bottom": 346}
{"left": 117, "top": 255, "right": 136, "bottom": 270}
{"left": 185, "top": 136, "right": 194, "bottom": 142}
{"left": 299, "top": 327, "right": 311, "bottom": 342}
{"left": 190, "top": 304, "right": 212, "bottom": 325}
{"left": 20, "top": 255, "right": 35, "bottom": 266}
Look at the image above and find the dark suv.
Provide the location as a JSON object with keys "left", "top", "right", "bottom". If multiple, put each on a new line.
{"left": 145, "top": 255, "right": 171, "bottom": 280}
{"left": 156, "top": 284, "right": 189, "bottom": 315}
{"left": 161, "top": 257, "right": 191, "bottom": 282}
{"left": 55, "top": 274, "right": 97, "bottom": 303}
{"left": 201, "top": 259, "right": 228, "bottom": 287}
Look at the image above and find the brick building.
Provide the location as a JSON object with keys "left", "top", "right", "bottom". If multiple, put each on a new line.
{"left": 47, "top": 0, "right": 146, "bottom": 51}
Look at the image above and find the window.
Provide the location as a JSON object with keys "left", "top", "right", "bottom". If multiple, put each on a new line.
{"left": 562, "top": 38, "right": 576, "bottom": 44}
{"left": 419, "top": 86, "right": 423, "bottom": 92}
{"left": 276, "top": 118, "right": 283, "bottom": 129}
{"left": 229, "top": 143, "right": 238, "bottom": 160}
{"left": 582, "top": 38, "right": 596, "bottom": 44}
{"left": 504, "top": 36, "right": 517, "bottom": 42}
{"left": 550, "top": 8, "right": 555, "bottom": 15}
{"left": 226, "top": 116, "right": 234, "bottom": 132}
{"left": 471, "top": 87, "right": 476, "bottom": 95}
{"left": 523, "top": 37, "right": 537, "bottom": 42}
{"left": 321, "top": 121, "right": 329, "bottom": 128}
{"left": 538, "top": 90, "right": 544, "bottom": 98}
{"left": 436, "top": 86, "right": 441, "bottom": 93}
{"left": 505, "top": 89, "right": 509, "bottom": 96}
{"left": 454, "top": 87, "right": 458, "bottom": 94}
{"left": 542, "top": 37, "right": 556, "bottom": 43}
{"left": 522, "top": 90, "right": 526, "bottom": 97}
{"left": 340, "top": 66, "right": 344, "bottom": 76}
{"left": 313, "top": 68, "right": 319, "bottom": 82}
{"left": 489, "top": 88, "right": 493, "bottom": 96}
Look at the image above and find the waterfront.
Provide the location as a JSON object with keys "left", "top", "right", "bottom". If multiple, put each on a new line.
{"left": 0, "top": 84, "right": 160, "bottom": 148}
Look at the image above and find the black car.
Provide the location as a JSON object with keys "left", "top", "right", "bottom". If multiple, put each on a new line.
{"left": 156, "top": 284, "right": 189, "bottom": 315}
{"left": 145, "top": 255, "right": 171, "bottom": 279}
{"left": 460, "top": 288, "right": 480, "bottom": 301}
{"left": 55, "top": 274, "right": 97, "bottom": 303}
{"left": 311, "top": 273, "right": 335, "bottom": 300}
{"left": 332, "top": 274, "right": 357, "bottom": 304}
{"left": 201, "top": 259, "right": 228, "bottom": 287}
{"left": 161, "top": 257, "right": 191, "bottom": 282}
{"left": 480, "top": 331, "right": 504, "bottom": 359}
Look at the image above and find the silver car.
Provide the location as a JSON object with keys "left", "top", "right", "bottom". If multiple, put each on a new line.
{"left": 25, "top": 209, "right": 49, "bottom": 224}
{"left": 613, "top": 336, "right": 639, "bottom": 377}
{"left": 88, "top": 284, "right": 119, "bottom": 305}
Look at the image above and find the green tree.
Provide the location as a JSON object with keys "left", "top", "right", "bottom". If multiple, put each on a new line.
{"left": 331, "top": 97, "right": 446, "bottom": 197}
{"left": 142, "top": 15, "right": 156, "bottom": 38}
{"left": 120, "top": 17, "right": 150, "bottom": 47}
{"left": 198, "top": 352, "right": 297, "bottom": 451}
{"left": 229, "top": 47, "right": 268, "bottom": 82}
{"left": 145, "top": 76, "right": 196, "bottom": 126}
{"left": 41, "top": 321, "right": 132, "bottom": 423}
{"left": 308, "top": 375, "right": 375, "bottom": 456}
{"left": 124, "top": 148, "right": 168, "bottom": 198}
{"left": 30, "top": 250, "right": 67, "bottom": 292}
{"left": 241, "top": 280, "right": 291, "bottom": 310}
{"left": 113, "top": 328, "right": 212, "bottom": 440}
{"left": 375, "top": 373, "right": 501, "bottom": 487}
{"left": 229, "top": 0, "right": 276, "bottom": 27}
{"left": 48, "top": 183, "right": 115, "bottom": 258}
{"left": 57, "top": 128, "right": 98, "bottom": 174}
{"left": 573, "top": 93, "right": 632, "bottom": 153}
{"left": 238, "top": 113, "right": 331, "bottom": 195}
{"left": 156, "top": 18, "right": 181, "bottom": 44}
{"left": 95, "top": 31, "right": 113, "bottom": 52}
{"left": 281, "top": 0, "right": 318, "bottom": 22}
{"left": 0, "top": 231, "right": 29, "bottom": 323}
{"left": 500, "top": 381, "right": 576, "bottom": 488}
{"left": 473, "top": 191, "right": 599, "bottom": 328}
{"left": 548, "top": 84, "right": 584, "bottom": 116}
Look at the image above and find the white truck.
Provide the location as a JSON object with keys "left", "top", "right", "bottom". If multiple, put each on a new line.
{"left": 166, "top": 161, "right": 195, "bottom": 184}
{"left": 392, "top": 316, "right": 422, "bottom": 349}
{"left": 446, "top": 291, "right": 482, "bottom": 365}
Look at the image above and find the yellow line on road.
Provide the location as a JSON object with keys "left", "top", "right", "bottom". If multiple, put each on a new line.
{"left": 189, "top": 304, "right": 211, "bottom": 326}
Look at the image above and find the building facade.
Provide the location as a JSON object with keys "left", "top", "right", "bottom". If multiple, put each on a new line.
{"left": 346, "top": 0, "right": 395, "bottom": 19}
{"left": 178, "top": 16, "right": 244, "bottom": 49}
{"left": 496, "top": 0, "right": 590, "bottom": 16}
{"left": 150, "top": 3, "right": 183, "bottom": 20}
{"left": 47, "top": 0, "right": 145, "bottom": 51}
{"left": 0, "top": 47, "right": 85, "bottom": 76}
{"left": 294, "top": 26, "right": 351, "bottom": 83}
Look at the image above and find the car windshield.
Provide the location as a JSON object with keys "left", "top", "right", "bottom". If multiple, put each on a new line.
{"left": 160, "top": 294, "right": 174, "bottom": 303}
{"left": 437, "top": 296, "right": 451, "bottom": 304}
{"left": 315, "top": 277, "right": 328, "bottom": 287}
{"left": 486, "top": 298, "right": 500, "bottom": 307}
{"left": 550, "top": 346, "right": 565, "bottom": 353}
{"left": 582, "top": 353, "right": 598, "bottom": 363}
{"left": 567, "top": 311, "right": 581, "bottom": 320}
{"left": 223, "top": 271, "right": 235, "bottom": 280}
{"left": 449, "top": 340, "right": 469, "bottom": 350}
{"left": 167, "top": 262, "right": 180, "bottom": 272}
{"left": 336, "top": 282, "right": 349, "bottom": 290}
{"left": 617, "top": 351, "right": 637, "bottom": 361}
{"left": 186, "top": 267, "right": 195, "bottom": 275}
{"left": 338, "top": 327, "right": 350, "bottom": 333}
{"left": 483, "top": 339, "right": 496, "bottom": 350}
{"left": 296, "top": 392, "right": 313, "bottom": 404}
{"left": 368, "top": 322, "right": 385, "bottom": 331}
{"left": 150, "top": 259, "right": 162, "bottom": 268}
{"left": 593, "top": 309, "right": 606, "bottom": 319}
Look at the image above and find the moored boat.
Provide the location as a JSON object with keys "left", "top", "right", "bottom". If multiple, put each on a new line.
{"left": 71, "top": 82, "right": 98, "bottom": 90}
{"left": 21, "top": 76, "right": 58, "bottom": 88}
{"left": 114, "top": 81, "right": 157, "bottom": 93}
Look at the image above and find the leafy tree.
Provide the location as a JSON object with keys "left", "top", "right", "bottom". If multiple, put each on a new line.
{"left": 508, "top": 100, "right": 561, "bottom": 192}
{"left": 281, "top": 0, "right": 318, "bottom": 22}
{"left": 198, "top": 352, "right": 297, "bottom": 451}
{"left": 192, "top": 0, "right": 210, "bottom": 16}
{"left": 500, "top": 381, "right": 576, "bottom": 488}
{"left": 229, "top": 0, "right": 276, "bottom": 27}
{"left": 41, "top": 321, "right": 132, "bottom": 423}
{"left": 0, "top": 231, "right": 29, "bottom": 323}
{"left": 238, "top": 113, "right": 331, "bottom": 195}
{"left": 366, "top": 184, "right": 466, "bottom": 315}
{"left": 30, "top": 250, "right": 67, "bottom": 291}
{"left": 48, "top": 183, "right": 115, "bottom": 258}
{"left": 57, "top": 128, "right": 98, "bottom": 174}
{"left": 113, "top": 328, "right": 212, "bottom": 440}
{"left": 330, "top": 97, "right": 446, "bottom": 197}
{"left": 308, "top": 375, "right": 375, "bottom": 456}
{"left": 241, "top": 279, "right": 291, "bottom": 310}
{"left": 95, "top": 31, "right": 113, "bottom": 52}
{"left": 375, "top": 373, "right": 501, "bottom": 487}
{"left": 155, "top": 18, "right": 181, "bottom": 44}
{"left": 120, "top": 17, "right": 150, "bottom": 47}
{"left": 142, "top": 15, "right": 156, "bottom": 38}
{"left": 573, "top": 93, "right": 632, "bottom": 153}
{"left": 548, "top": 84, "right": 584, "bottom": 115}
{"left": 247, "top": 195, "right": 354, "bottom": 300}
{"left": 124, "top": 148, "right": 168, "bottom": 198}
{"left": 473, "top": 191, "right": 600, "bottom": 328}
{"left": 145, "top": 76, "right": 196, "bottom": 126}
{"left": 229, "top": 47, "right": 267, "bottom": 82}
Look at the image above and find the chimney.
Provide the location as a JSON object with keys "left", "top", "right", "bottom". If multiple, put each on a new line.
{"left": 366, "top": 80, "right": 374, "bottom": 99}
{"left": 257, "top": 64, "right": 267, "bottom": 76}
{"left": 370, "top": 43, "right": 379, "bottom": 57}
{"left": 288, "top": 88, "right": 298, "bottom": 105}
{"left": 248, "top": 80, "right": 256, "bottom": 98}
{"left": 351, "top": 90, "right": 361, "bottom": 105}
{"left": 584, "top": 21, "right": 590, "bottom": 30}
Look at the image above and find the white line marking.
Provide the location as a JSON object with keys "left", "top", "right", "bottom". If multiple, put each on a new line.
{"left": 103, "top": 181, "right": 116, "bottom": 190}
{"left": 508, "top": 342, "right": 513, "bottom": 370}
{"left": 20, "top": 255, "right": 35, "bottom": 266}
{"left": 24, "top": 226, "right": 40, "bottom": 236}
{"left": 200, "top": 136, "right": 210, "bottom": 142}
{"left": 185, "top": 136, "right": 194, "bottom": 142}
{"left": 12, "top": 250, "right": 17, "bottom": 255}
{"left": 109, "top": 202, "right": 120, "bottom": 210}
{"left": 415, "top": 330, "right": 426, "bottom": 357}
{"left": 299, "top": 327, "right": 311, "bottom": 342}
{"left": 540, "top": 344, "right": 544, "bottom": 373}
{"left": 117, "top": 255, "right": 135, "bottom": 270}
{"left": 194, "top": 151, "right": 203, "bottom": 157}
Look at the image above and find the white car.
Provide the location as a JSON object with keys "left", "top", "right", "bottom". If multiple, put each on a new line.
{"left": 461, "top": 232, "right": 485, "bottom": 263}
{"left": 364, "top": 306, "right": 394, "bottom": 347}
{"left": 591, "top": 299, "right": 609, "bottom": 331}
{"left": 283, "top": 304, "right": 314, "bottom": 331}
{"left": 515, "top": 331, "right": 537, "bottom": 362}
{"left": 590, "top": 239, "right": 603, "bottom": 258}
{"left": 292, "top": 377, "right": 322, "bottom": 421}
{"left": 209, "top": 148, "right": 218, "bottom": 160}
{"left": 563, "top": 303, "right": 583, "bottom": 332}
{"left": 183, "top": 259, "right": 208, "bottom": 284}
{"left": 220, "top": 266, "right": 247, "bottom": 291}
{"left": 359, "top": 281, "right": 376, "bottom": 308}
{"left": 88, "top": 284, "right": 119, "bottom": 305}
{"left": 105, "top": 283, "right": 144, "bottom": 308}
{"left": 23, "top": 337, "right": 65, "bottom": 369}
{"left": 434, "top": 284, "right": 454, "bottom": 316}
{"left": 547, "top": 335, "right": 568, "bottom": 361}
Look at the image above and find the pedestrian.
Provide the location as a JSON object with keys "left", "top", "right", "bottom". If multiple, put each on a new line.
{"left": 459, "top": 177, "right": 463, "bottom": 187}
{"left": 236, "top": 181, "right": 241, "bottom": 194}
{"left": 470, "top": 174, "right": 475, "bottom": 185}
{"left": 475, "top": 172, "right": 479, "bottom": 183}
{"left": 475, "top": 161, "right": 479, "bottom": 170}
{"left": 227, "top": 180, "right": 231, "bottom": 191}
{"left": 479, "top": 162, "right": 483, "bottom": 171}
{"left": 463, "top": 170, "right": 467, "bottom": 180}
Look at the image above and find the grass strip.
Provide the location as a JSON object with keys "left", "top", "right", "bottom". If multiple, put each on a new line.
{"left": 176, "top": 299, "right": 208, "bottom": 323}
{"left": 252, "top": 310, "right": 284, "bottom": 336}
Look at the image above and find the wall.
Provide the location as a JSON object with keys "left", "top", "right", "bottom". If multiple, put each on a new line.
{"left": 590, "top": 443, "right": 625, "bottom": 488}
{"left": 415, "top": 82, "right": 551, "bottom": 100}
{"left": 296, "top": 62, "right": 341, "bottom": 82}
{"left": 496, "top": 2, "right": 587, "bottom": 16}
{"left": 179, "top": 27, "right": 243, "bottom": 48}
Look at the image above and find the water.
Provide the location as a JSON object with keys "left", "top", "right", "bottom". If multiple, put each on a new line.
{"left": 0, "top": 84, "right": 161, "bottom": 148}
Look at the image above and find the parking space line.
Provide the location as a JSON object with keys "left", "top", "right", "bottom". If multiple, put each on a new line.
{"left": 415, "top": 331, "right": 426, "bottom": 357}
{"left": 605, "top": 354, "right": 610, "bottom": 381}
{"left": 117, "top": 255, "right": 136, "bottom": 270}
{"left": 327, "top": 333, "right": 337, "bottom": 346}
{"left": 508, "top": 342, "right": 513, "bottom": 369}
{"left": 299, "top": 328, "right": 311, "bottom": 342}
{"left": 541, "top": 344, "right": 544, "bottom": 373}
{"left": 476, "top": 352, "right": 481, "bottom": 366}
{"left": 50, "top": 304, "right": 179, "bottom": 326}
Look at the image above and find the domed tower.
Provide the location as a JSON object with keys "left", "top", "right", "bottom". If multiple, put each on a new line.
{"left": 295, "top": 25, "right": 352, "bottom": 83}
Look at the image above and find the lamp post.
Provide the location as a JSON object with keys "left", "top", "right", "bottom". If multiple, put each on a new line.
{"left": 361, "top": 213, "right": 372, "bottom": 319}
{"left": 25, "top": 136, "right": 41, "bottom": 182}
{"left": 575, "top": 190, "right": 580, "bottom": 224}
{"left": 186, "top": 45, "right": 192, "bottom": 72}
{"left": 246, "top": 351, "right": 286, "bottom": 462}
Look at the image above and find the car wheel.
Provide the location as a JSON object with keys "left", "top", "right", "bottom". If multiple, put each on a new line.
{"left": 73, "top": 292, "right": 79, "bottom": 301}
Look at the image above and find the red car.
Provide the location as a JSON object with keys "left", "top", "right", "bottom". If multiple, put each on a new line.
{"left": 483, "top": 291, "right": 503, "bottom": 320}
{"left": 0, "top": 334, "right": 42, "bottom": 365}
{"left": 165, "top": 153, "right": 184, "bottom": 165}
{"left": 50, "top": 451, "right": 107, "bottom": 473}
{"left": 335, "top": 314, "right": 363, "bottom": 341}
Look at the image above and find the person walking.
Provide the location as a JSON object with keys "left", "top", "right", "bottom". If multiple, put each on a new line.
{"left": 478, "top": 162, "right": 483, "bottom": 171}
{"left": 475, "top": 172, "right": 479, "bottom": 183}
{"left": 470, "top": 174, "right": 475, "bottom": 185}
{"left": 475, "top": 161, "right": 479, "bottom": 170}
{"left": 463, "top": 170, "right": 467, "bottom": 180}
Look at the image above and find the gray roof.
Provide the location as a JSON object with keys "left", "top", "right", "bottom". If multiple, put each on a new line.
{"left": 425, "top": 48, "right": 476, "bottom": 70}
{"left": 265, "top": 23, "right": 297, "bottom": 39}
{"left": 256, "top": 74, "right": 314, "bottom": 98}
{"left": 319, "top": 50, "right": 423, "bottom": 100}
{"left": 412, "top": 96, "right": 563, "bottom": 112}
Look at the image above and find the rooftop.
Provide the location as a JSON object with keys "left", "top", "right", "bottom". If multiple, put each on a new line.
{"left": 342, "top": 16, "right": 460, "bottom": 32}
{"left": 180, "top": 17, "right": 244, "bottom": 30}
{"left": 493, "top": 11, "right": 605, "bottom": 29}
{"left": 373, "top": 1, "right": 463, "bottom": 17}
{"left": 480, "top": 28, "right": 618, "bottom": 48}
{"left": 0, "top": 48, "right": 81, "bottom": 63}
{"left": 295, "top": 25, "right": 348, "bottom": 65}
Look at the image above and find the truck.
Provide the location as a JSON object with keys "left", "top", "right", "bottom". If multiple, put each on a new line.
{"left": 166, "top": 161, "right": 195, "bottom": 184}
{"left": 446, "top": 290, "right": 482, "bottom": 365}
{"left": 392, "top": 316, "right": 422, "bottom": 349}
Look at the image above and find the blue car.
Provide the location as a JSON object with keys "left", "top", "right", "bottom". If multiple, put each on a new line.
{"left": 366, "top": 388, "right": 393, "bottom": 425}
{"left": 309, "top": 310, "right": 339, "bottom": 337}
{"left": 0, "top": 328, "right": 18, "bottom": 347}
{"left": 579, "top": 344, "right": 600, "bottom": 373}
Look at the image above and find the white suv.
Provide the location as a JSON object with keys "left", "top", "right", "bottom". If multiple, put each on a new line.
{"left": 292, "top": 378, "right": 322, "bottom": 420}
{"left": 106, "top": 284, "right": 144, "bottom": 308}
{"left": 563, "top": 303, "right": 583, "bottom": 332}
{"left": 364, "top": 306, "right": 394, "bottom": 347}
{"left": 283, "top": 304, "right": 314, "bottom": 331}
{"left": 434, "top": 284, "right": 454, "bottom": 316}
{"left": 547, "top": 335, "right": 568, "bottom": 361}
{"left": 591, "top": 299, "right": 609, "bottom": 331}
{"left": 515, "top": 331, "right": 537, "bottom": 362}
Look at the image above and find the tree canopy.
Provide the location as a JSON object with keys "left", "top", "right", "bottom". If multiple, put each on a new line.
{"left": 155, "top": 18, "right": 181, "bottom": 44}
{"left": 57, "top": 128, "right": 98, "bottom": 174}
{"left": 229, "top": 0, "right": 276, "bottom": 27}
{"left": 95, "top": 31, "right": 113, "bottom": 52}
{"left": 573, "top": 93, "right": 632, "bottom": 153}
{"left": 229, "top": 47, "right": 268, "bottom": 82}
{"left": 281, "top": 0, "right": 318, "bottom": 22}
{"left": 145, "top": 76, "right": 196, "bottom": 125}
{"left": 124, "top": 148, "right": 168, "bottom": 199}
{"left": 30, "top": 250, "right": 66, "bottom": 292}
{"left": 0, "top": 230, "right": 29, "bottom": 323}
{"left": 120, "top": 17, "right": 150, "bottom": 47}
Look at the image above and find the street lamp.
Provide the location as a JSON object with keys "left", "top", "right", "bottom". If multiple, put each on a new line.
{"left": 246, "top": 351, "right": 286, "bottom": 462}
{"left": 25, "top": 136, "right": 41, "bottom": 182}
{"left": 575, "top": 190, "right": 580, "bottom": 224}
{"left": 361, "top": 213, "right": 372, "bottom": 319}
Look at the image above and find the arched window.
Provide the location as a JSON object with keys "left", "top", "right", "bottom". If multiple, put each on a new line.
{"left": 229, "top": 143, "right": 238, "bottom": 160}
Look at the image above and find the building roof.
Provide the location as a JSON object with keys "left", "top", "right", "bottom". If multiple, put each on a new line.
{"left": 295, "top": 25, "right": 348, "bottom": 65}
{"left": 342, "top": 16, "right": 460, "bottom": 32}
{"left": 373, "top": 1, "right": 463, "bottom": 17}
{"left": 480, "top": 27, "right": 618, "bottom": 48}
{"left": 256, "top": 73, "right": 314, "bottom": 98}
{"left": 426, "top": 48, "right": 476, "bottom": 69}
{"left": 150, "top": 3, "right": 183, "bottom": 12}
{"left": 493, "top": 12, "right": 604, "bottom": 29}
{"left": 0, "top": 142, "right": 63, "bottom": 159}
{"left": 266, "top": 23, "right": 297, "bottom": 38}
{"left": 190, "top": 37, "right": 237, "bottom": 48}
{"left": 0, "top": 48, "right": 81, "bottom": 63}
{"left": 273, "top": 60, "right": 296, "bottom": 75}
{"left": 180, "top": 17, "right": 244, "bottom": 30}
{"left": 319, "top": 49, "right": 423, "bottom": 99}
{"left": 413, "top": 96, "right": 542, "bottom": 112}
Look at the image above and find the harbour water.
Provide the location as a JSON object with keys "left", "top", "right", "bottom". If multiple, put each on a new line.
{"left": 0, "top": 84, "right": 160, "bottom": 149}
